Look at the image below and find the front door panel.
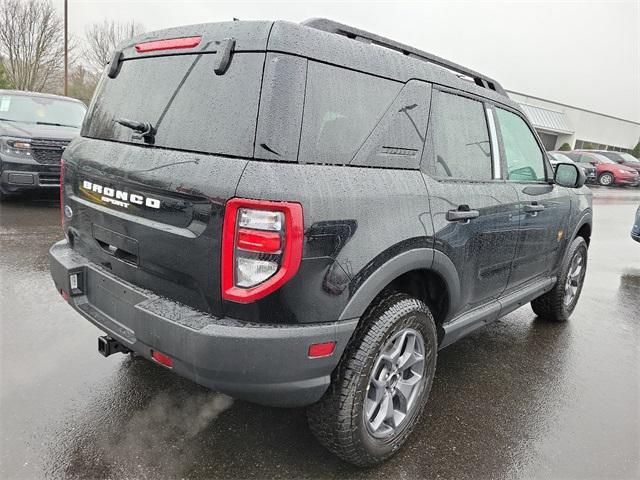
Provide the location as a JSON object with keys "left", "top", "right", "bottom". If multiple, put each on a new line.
{"left": 508, "top": 184, "right": 571, "bottom": 288}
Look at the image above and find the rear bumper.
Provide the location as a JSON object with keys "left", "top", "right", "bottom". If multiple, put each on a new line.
{"left": 49, "top": 240, "right": 358, "bottom": 407}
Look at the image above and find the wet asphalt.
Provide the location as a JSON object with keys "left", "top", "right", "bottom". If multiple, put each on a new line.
{"left": 0, "top": 187, "right": 639, "bottom": 480}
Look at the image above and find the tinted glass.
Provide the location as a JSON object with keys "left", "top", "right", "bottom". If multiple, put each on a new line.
{"left": 549, "top": 152, "right": 573, "bottom": 163}
{"left": 496, "top": 108, "right": 545, "bottom": 181}
{"left": 564, "top": 152, "right": 585, "bottom": 163}
{"left": 299, "top": 62, "right": 401, "bottom": 164}
{"left": 591, "top": 153, "right": 615, "bottom": 164}
{"left": 0, "top": 93, "right": 85, "bottom": 128}
{"left": 431, "top": 91, "right": 492, "bottom": 180}
{"left": 83, "top": 53, "right": 263, "bottom": 158}
{"left": 601, "top": 151, "right": 639, "bottom": 163}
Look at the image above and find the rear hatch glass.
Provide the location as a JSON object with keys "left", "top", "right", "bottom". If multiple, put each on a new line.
{"left": 82, "top": 52, "right": 264, "bottom": 157}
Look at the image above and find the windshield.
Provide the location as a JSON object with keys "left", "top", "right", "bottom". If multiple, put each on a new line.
{"left": 0, "top": 93, "right": 86, "bottom": 128}
{"left": 591, "top": 153, "right": 616, "bottom": 164}
{"left": 549, "top": 152, "right": 574, "bottom": 163}
{"left": 616, "top": 152, "right": 640, "bottom": 163}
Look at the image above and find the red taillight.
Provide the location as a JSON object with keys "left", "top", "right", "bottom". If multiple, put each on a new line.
{"left": 135, "top": 36, "right": 201, "bottom": 53}
{"left": 59, "top": 158, "right": 64, "bottom": 229}
{"left": 151, "top": 350, "right": 174, "bottom": 368}
{"left": 237, "top": 228, "right": 282, "bottom": 253}
{"left": 222, "top": 198, "right": 303, "bottom": 303}
{"left": 308, "top": 342, "right": 336, "bottom": 358}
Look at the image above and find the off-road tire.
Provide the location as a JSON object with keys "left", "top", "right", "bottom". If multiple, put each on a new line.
{"left": 307, "top": 293, "right": 437, "bottom": 467}
{"left": 531, "top": 236, "right": 588, "bottom": 322}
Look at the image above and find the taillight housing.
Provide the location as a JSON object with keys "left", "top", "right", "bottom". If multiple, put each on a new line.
{"left": 59, "top": 158, "right": 65, "bottom": 229}
{"left": 222, "top": 198, "right": 303, "bottom": 303}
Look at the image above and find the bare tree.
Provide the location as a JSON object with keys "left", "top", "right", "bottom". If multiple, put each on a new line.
{"left": 0, "top": 0, "right": 64, "bottom": 91}
{"left": 84, "top": 20, "right": 144, "bottom": 73}
{"left": 67, "top": 64, "right": 99, "bottom": 105}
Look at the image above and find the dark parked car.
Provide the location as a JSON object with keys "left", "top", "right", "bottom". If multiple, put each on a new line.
{"left": 586, "top": 150, "right": 640, "bottom": 176}
{"left": 548, "top": 151, "right": 596, "bottom": 183}
{"left": 49, "top": 19, "right": 592, "bottom": 466}
{"left": 632, "top": 205, "right": 640, "bottom": 243}
{"left": 0, "top": 90, "right": 86, "bottom": 199}
{"left": 565, "top": 151, "right": 639, "bottom": 187}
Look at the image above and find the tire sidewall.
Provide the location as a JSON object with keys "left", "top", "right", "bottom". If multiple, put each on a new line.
{"left": 560, "top": 237, "right": 588, "bottom": 316}
{"left": 351, "top": 303, "right": 437, "bottom": 459}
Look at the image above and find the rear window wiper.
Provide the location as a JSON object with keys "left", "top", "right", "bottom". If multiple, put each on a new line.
{"left": 115, "top": 118, "right": 156, "bottom": 144}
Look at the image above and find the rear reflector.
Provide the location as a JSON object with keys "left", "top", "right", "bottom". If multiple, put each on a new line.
{"left": 151, "top": 350, "right": 174, "bottom": 368}
{"left": 135, "top": 36, "right": 201, "bottom": 53}
{"left": 237, "top": 228, "right": 282, "bottom": 253}
{"left": 308, "top": 341, "right": 336, "bottom": 358}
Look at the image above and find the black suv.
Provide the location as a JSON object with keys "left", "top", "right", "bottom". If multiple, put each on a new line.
{"left": 49, "top": 19, "right": 592, "bottom": 466}
{"left": 0, "top": 90, "right": 86, "bottom": 199}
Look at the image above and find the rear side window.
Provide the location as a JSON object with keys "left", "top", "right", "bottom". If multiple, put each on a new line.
{"left": 495, "top": 108, "right": 546, "bottom": 181}
{"left": 299, "top": 62, "right": 401, "bottom": 164}
{"left": 82, "top": 53, "right": 264, "bottom": 158}
{"left": 431, "top": 91, "right": 492, "bottom": 180}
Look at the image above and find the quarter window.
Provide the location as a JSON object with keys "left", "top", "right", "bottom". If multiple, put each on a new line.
{"left": 299, "top": 62, "right": 401, "bottom": 165}
{"left": 431, "top": 91, "right": 492, "bottom": 180}
{"left": 495, "top": 108, "right": 546, "bottom": 181}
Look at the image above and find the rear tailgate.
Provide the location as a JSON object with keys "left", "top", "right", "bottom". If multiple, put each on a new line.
{"left": 62, "top": 23, "right": 270, "bottom": 316}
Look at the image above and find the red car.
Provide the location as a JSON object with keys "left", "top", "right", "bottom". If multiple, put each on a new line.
{"left": 566, "top": 151, "right": 640, "bottom": 186}
{"left": 587, "top": 150, "right": 640, "bottom": 175}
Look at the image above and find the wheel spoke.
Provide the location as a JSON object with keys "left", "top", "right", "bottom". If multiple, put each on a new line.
{"left": 395, "top": 375, "right": 421, "bottom": 412}
{"left": 365, "top": 379, "right": 386, "bottom": 420}
{"left": 370, "top": 390, "right": 392, "bottom": 431}
{"left": 383, "top": 390, "right": 396, "bottom": 426}
{"left": 398, "top": 350, "right": 424, "bottom": 372}
{"left": 564, "top": 290, "right": 573, "bottom": 304}
{"left": 571, "top": 264, "right": 582, "bottom": 279}
{"left": 387, "top": 331, "right": 409, "bottom": 363}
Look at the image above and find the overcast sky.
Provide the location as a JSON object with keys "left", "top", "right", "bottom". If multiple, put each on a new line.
{"left": 55, "top": 0, "right": 639, "bottom": 122}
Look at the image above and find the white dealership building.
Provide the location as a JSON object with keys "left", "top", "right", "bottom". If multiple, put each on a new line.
{"left": 507, "top": 90, "right": 640, "bottom": 153}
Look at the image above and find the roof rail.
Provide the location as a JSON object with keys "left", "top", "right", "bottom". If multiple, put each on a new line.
{"left": 301, "top": 18, "right": 507, "bottom": 97}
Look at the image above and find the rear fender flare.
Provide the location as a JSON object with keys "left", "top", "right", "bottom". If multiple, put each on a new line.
{"left": 338, "top": 248, "right": 461, "bottom": 322}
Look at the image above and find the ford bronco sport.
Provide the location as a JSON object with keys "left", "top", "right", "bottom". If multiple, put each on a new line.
{"left": 49, "top": 19, "right": 593, "bottom": 466}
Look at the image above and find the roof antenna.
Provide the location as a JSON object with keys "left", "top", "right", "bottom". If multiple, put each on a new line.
{"left": 233, "top": 17, "right": 239, "bottom": 21}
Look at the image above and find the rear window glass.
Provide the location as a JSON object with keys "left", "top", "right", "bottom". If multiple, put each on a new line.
{"left": 82, "top": 53, "right": 264, "bottom": 158}
{"left": 299, "top": 62, "right": 401, "bottom": 164}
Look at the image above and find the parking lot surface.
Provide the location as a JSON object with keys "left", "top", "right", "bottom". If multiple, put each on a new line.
{"left": 1, "top": 187, "right": 638, "bottom": 480}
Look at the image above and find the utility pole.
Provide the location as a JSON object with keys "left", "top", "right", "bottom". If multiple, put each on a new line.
{"left": 63, "top": 0, "right": 68, "bottom": 95}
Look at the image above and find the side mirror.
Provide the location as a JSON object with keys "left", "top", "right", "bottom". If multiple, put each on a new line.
{"left": 554, "top": 162, "right": 586, "bottom": 188}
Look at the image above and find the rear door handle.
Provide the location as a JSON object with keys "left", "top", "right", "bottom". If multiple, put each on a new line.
{"left": 523, "top": 203, "right": 545, "bottom": 213}
{"left": 446, "top": 206, "right": 480, "bottom": 222}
